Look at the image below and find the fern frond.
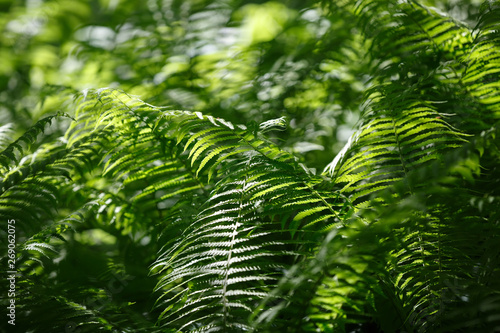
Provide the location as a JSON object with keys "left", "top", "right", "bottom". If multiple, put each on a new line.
{"left": 2, "top": 0, "right": 499, "bottom": 329}
{"left": 0, "top": 123, "right": 14, "bottom": 151}
{"left": 459, "top": 1, "right": 500, "bottom": 124}
{"left": 152, "top": 152, "right": 346, "bottom": 331}
{"left": 0, "top": 113, "right": 72, "bottom": 172}
{"left": 324, "top": 95, "right": 467, "bottom": 205}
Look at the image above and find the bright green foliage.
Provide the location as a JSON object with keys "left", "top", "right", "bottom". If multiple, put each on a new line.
{"left": 1, "top": 0, "right": 499, "bottom": 332}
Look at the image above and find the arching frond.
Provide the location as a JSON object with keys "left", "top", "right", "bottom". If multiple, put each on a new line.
{"left": 324, "top": 91, "right": 467, "bottom": 206}
{"left": 1, "top": 1, "right": 499, "bottom": 332}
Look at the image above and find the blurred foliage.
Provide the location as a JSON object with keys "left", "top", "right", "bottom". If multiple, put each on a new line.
{"left": 1, "top": 0, "right": 499, "bottom": 332}
{"left": 1, "top": 0, "right": 369, "bottom": 170}
{"left": 0, "top": 0, "right": 484, "bottom": 167}
{"left": 0, "top": 0, "right": 487, "bottom": 171}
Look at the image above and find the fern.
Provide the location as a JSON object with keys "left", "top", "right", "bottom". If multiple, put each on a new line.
{"left": 263, "top": 1, "right": 500, "bottom": 331}
{"left": 324, "top": 92, "right": 468, "bottom": 206}
{"left": 62, "top": 89, "right": 347, "bottom": 332}
{"left": 1, "top": 0, "right": 500, "bottom": 332}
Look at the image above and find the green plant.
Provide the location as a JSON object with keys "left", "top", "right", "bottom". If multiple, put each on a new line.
{"left": 1, "top": 0, "right": 499, "bottom": 332}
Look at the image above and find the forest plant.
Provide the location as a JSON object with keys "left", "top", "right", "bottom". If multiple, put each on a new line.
{"left": 1, "top": 0, "right": 499, "bottom": 332}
